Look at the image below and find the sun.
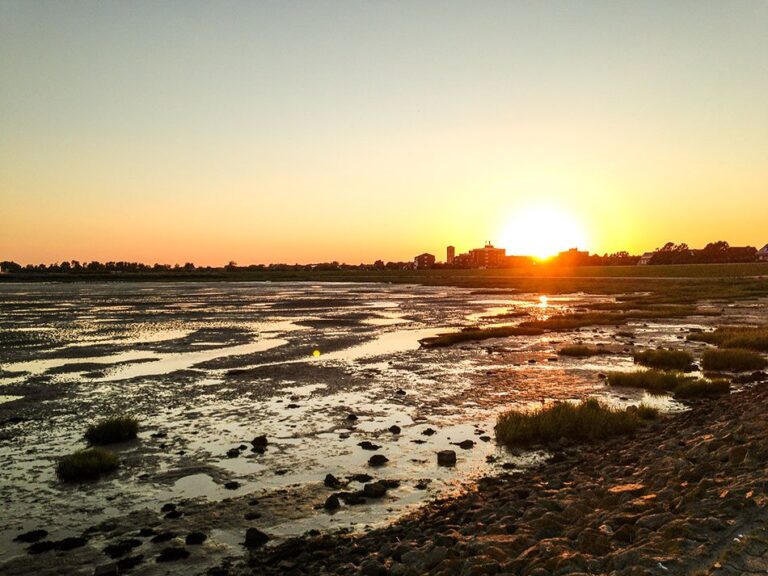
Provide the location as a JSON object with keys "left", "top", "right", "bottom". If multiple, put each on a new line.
{"left": 498, "top": 205, "right": 588, "bottom": 260}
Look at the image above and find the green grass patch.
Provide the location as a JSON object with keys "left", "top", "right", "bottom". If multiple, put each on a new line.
{"left": 495, "top": 398, "right": 657, "bottom": 446}
{"left": 558, "top": 345, "right": 612, "bottom": 357}
{"left": 633, "top": 349, "right": 694, "bottom": 370}
{"left": 688, "top": 326, "right": 768, "bottom": 352}
{"left": 85, "top": 415, "right": 139, "bottom": 445}
{"left": 419, "top": 326, "right": 545, "bottom": 348}
{"left": 673, "top": 378, "right": 731, "bottom": 399}
{"left": 608, "top": 369, "right": 731, "bottom": 399}
{"left": 56, "top": 448, "right": 119, "bottom": 482}
{"left": 701, "top": 349, "right": 767, "bottom": 372}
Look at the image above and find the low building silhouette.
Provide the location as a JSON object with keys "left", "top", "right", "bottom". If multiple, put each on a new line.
{"left": 414, "top": 253, "right": 436, "bottom": 269}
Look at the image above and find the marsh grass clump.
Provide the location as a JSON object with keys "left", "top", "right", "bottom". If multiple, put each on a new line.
{"left": 702, "top": 349, "right": 767, "bottom": 372}
{"left": 633, "top": 349, "right": 694, "bottom": 371}
{"left": 419, "top": 326, "right": 545, "bottom": 348}
{"left": 56, "top": 448, "right": 119, "bottom": 482}
{"left": 558, "top": 345, "right": 612, "bottom": 357}
{"left": 608, "top": 369, "right": 730, "bottom": 399}
{"left": 607, "top": 370, "right": 693, "bottom": 394}
{"left": 494, "top": 398, "right": 655, "bottom": 446}
{"left": 85, "top": 415, "right": 139, "bottom": 445}
{"left": 688, "top": 326, "right": 768, "bottom": 352}
{"left": 673, "top": 378, "right": 730, "bottom": 399}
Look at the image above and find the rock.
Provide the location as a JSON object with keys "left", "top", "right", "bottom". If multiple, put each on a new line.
{"left": 54, "top": 536, "right": 87, "bottom": 551}
{"left": 150, "top": 532, "right": 177, "bottom": 543}
{"left": 137, "top": 528, "right": 157, "bottom": 537}
{"left": 455, "top": 439, "right": 475, "bottom": 449}
{"left": 251, "top": 435, "right": 268, "bottom": 453}
{"left": 14, "top": 529, "right": 48, "bottom": 543}
{"left": 363, "top": 482, "right": 387, "bottom": 498}
{"left": 244, "top": 511, "right": 261, "bottom": 520}
{"left": 224, "top": 481, "right": 241, "bottom": 490}
{"left": 379, "top": 479, "right": 400, "bottom": 489}
{"left": 156, "top": 547, "right": 190, "bottom": 562}
{"left": 395, "top": 389, "right": 406, "bottom": 395}
{"left": 116, "top": 555, "right": 144, "bottom": 571}
{"left": 226, "top": 448, "right": 240, "bottom": 458}
{"left": 160, "top": 503, "right": 176, "bottom": 513}
{"left": 636, "top": 512, "right": 674, "bottom": 531}
{"left": 104, "top": 538, "right": 142, "bottom": 558}
{"left": 324, "top": 494, "right": 341, "bottom": 510}
{"left": 185, "top": 532, "right": 207, "bottom": 545}
{"left": 360, "top": 557, "right": 387, "bottom": 576}
{"left": 358, "top": 441, "right": 381, "bottom": 451}
{"left": 93, "top": 563, "right": 119, "bottom": 576}
{"left": 389, "top": 425, "right": 402, "bottom": 434}
{"left": 164, "top": 510, "right": 184, "bottom": 519}
{"left": 350, "top": 473, "right": 374, "bottom": 483}
{"left": 244, "top": 528, "right": 270, "bottom": 548}
{"left": 346, "top": 413, "right": 358, "bottom": 422}
{"left": 368, "top": 454, "right": 389, "bottom": 467}
{"left": 324, "top": 473, "right": 342, "bottom": 488}
{"left": 437, "top": 450, "right": 457, "bottom": 466}
{"left": 422, "top": 428, "right": 436, "bottom": 436}
{"left": 27, "top": 541, "right": 55, "bottom": 555}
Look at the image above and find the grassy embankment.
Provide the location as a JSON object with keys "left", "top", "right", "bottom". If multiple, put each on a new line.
{"left": 495, "top": 398, "right": 658, "bottom": 446}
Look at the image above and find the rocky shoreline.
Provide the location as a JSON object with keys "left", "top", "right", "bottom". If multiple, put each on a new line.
{"left": 237, "top": 382, "right": 768, "bottom": 576}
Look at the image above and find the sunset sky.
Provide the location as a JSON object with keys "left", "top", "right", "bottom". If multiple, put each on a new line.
{"left": 2, "top": 1, "right": 767, "bottom": 265}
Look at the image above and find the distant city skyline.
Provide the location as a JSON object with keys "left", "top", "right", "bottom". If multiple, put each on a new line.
{"left": 2, "top": 1, "right": 767, "bottom": 265}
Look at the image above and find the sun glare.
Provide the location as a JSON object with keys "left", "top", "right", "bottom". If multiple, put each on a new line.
{"left": 499, "top": 205, "right": 588, "bottom": 260}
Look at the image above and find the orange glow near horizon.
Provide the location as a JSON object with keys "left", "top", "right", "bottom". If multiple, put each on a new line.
{"left": 498, "top": 204, "right": 589, "bottom": 260}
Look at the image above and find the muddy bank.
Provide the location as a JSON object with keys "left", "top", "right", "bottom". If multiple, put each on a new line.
{"left": 239, "top": 379, "right": 768, "bottom": 576}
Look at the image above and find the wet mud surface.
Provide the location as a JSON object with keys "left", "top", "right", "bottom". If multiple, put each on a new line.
{"left": 0, "top": 282, "right": 763, "bottom": 575}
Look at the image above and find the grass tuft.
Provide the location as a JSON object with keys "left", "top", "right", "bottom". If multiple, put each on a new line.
{"left": 56, "top": 448, "right": 119, "bottom": 482}
{"left": 85, "top": 415, "right": 139, "bottom": 445}
{"left": 701, "top": 349, "right": 767, "bottom": 372}
{"left": 608, "top": 369, "right": 730, "bottom": 399}
{"left": 633, "top": 349, "right": 694, "bottom": 370}
{"left": 673, "top": 378, "right": 731, "bottom": 399}
{"left": 419, "top": 326, "right": 544, "bottom": 348}
{"left": 494, "top": 398, "right": 655, "bottom": 446}
{"left": 688, "top": 326, "right": 768, "bottom": 352}
{"left": 558, "top": 345, "right": 612, "bottom": 357}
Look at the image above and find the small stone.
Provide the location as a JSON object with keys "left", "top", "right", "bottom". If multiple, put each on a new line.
{"left": 156, "top": 547, "right": 189, "bottom": 562}
{"left": 150, "top": 532, "right": 176, "bottom": 543}
{"left": 388, "top": 425, "right": 402, "bottom": 434}
{"left": 360, "top": 557, "right": 387, "bottom": 576}
{"left": 93, "top": 563, "right": 119, "bottom": 576}
{"left": 103, "top": 538, "right": 142, "bottom": 558}
{"left": 224, "top": 481, "right": 241, "bottom": 490}
{"left": 350, "top": 473, "right": 374, "bottom": 483}
{"left": 14, "top": 530, "right": 48, "bottom": 543}
{"left": 244, "top": 511, "right": 261, "bottom": 520}
{"left": 250, "top": 435, "right": 268, "bottom": 453}
{"left": 244, "top": 528, "right": 270, "bottom": 548}
{"left": 363, "top": 482, "right": 387, "bottom": 498}
{"left": 160, "top": 503, "right": 176, "bottom": 513}
{"left": 395, "top": 389, "right": 406, "bottom": 395}
{"left": 455, "top": 439, "right": 475, "bottom": 449}
{"left": 437, "top": 450, "right": 457, "bottom": 466}
{"left": 164, "top": 510, "right": 183, "bottom": 519}
{"left": 226, "top": 448, "right": 240, "bottom": 458}
{"left": 185, "top": 532, "right": 207, "bottom": 545}
{"left": 324, "top": 473, "right": 342, "bottom": 488}
{"left": 324, "top": 494, "right": 341, "bottom": 510}
{"left": 116, "top": 555, "right": 144, "bottom": 572}
{"left": 346, "top": 413, "right": 358, "bottom": 421}
{"left": 27, "top": 541, "right": 55, "bottom": 555}
{"left": 358, "top": 441, "right": 380, "bottom": 451}
{"left": 368, "top": 454, "right": 389, "bottom": 467}
{"left": 422, "top": 428, "right": 436, "bottom": 436}
{"left": 54, "top": 537, "right": 87, "bottom": 551}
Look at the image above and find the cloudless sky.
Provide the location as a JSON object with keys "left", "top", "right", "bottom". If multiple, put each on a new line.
{"left": 2, "top": 1, "right": 767, "bottom": 265}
